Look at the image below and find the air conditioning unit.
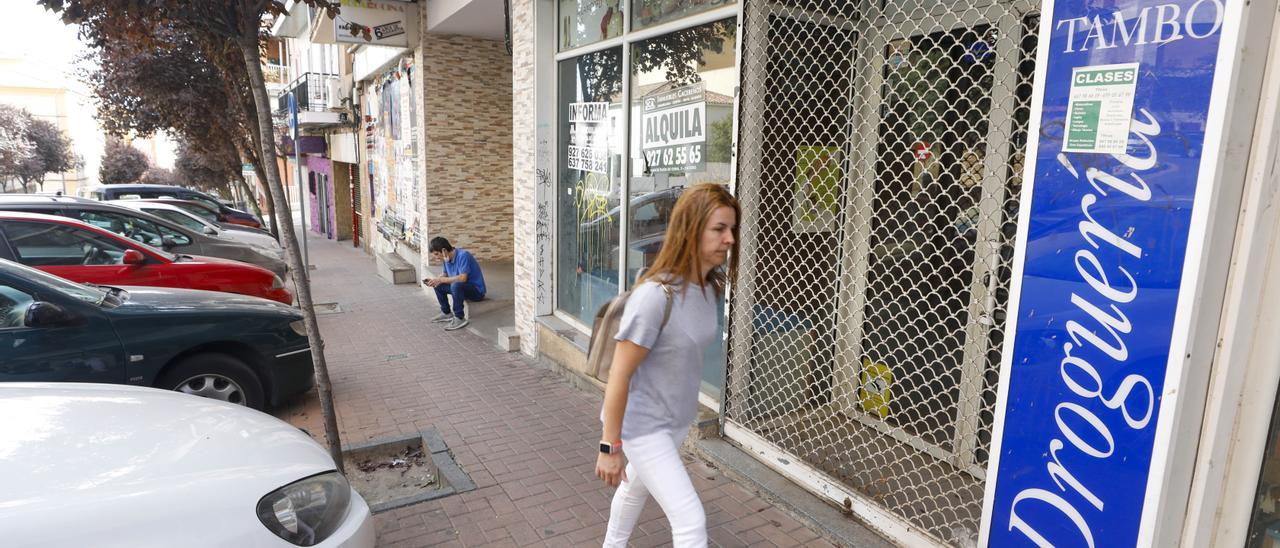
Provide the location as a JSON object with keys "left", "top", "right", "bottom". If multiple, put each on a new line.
{"left": 327, "top": 76, "right": 351, "bottom": 109}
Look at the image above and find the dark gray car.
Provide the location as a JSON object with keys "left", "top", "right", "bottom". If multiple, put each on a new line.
{"left": 0, "top": 195, "right": 287, "bottom": 277}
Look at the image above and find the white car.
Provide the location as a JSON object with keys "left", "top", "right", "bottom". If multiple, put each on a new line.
{"left": 114, "top": 200, "right": 285, "bottom": 260}
{"left": 0, "top": 383, "right": 375, "bottom": 547}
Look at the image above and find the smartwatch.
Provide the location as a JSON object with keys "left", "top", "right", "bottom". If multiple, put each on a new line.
{"left": 599, "top": 440, "right": 622, "bottom": 455}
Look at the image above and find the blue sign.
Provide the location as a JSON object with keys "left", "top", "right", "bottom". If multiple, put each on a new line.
{"left": 985, "top": 0, "right": 1228, "bottom": 546}
{"left": 287, "top": 92, "right": 299, "bottom": 139}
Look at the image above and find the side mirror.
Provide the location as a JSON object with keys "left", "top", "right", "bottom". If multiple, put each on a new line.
{"left": 25, "top": 301, "right": 84, "bottom": 328}
{"left": 122, "top": 249, "right": 146, "bottom": 265}
{"left": 161, "top": 236, "right": 177, "bottom": 249}
{"left": 202, "top": 226, "right": 218, "bottom": 236}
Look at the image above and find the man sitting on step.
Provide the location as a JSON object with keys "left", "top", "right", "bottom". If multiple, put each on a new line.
{"left": 423, "top": 237, "right": 487, "bottom": 331}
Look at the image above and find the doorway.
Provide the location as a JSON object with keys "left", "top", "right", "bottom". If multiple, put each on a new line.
{"left": 723, "top": 1, "right": 1039, "bottom": 543}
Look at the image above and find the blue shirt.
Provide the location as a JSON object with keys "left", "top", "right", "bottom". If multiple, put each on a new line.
{"left": 443, "top": 249, "right": 486, "bottom": 296}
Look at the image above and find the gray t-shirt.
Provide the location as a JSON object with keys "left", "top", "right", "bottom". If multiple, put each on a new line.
{"left": 605, "top": 280, "right": 718, "bottom": 440}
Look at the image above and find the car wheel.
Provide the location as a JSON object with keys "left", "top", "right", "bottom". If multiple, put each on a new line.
{"left": 157, "top": 353, "right": 266, "bottom": 410}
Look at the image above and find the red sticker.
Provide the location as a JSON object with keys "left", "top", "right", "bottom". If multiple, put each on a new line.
{"left": 912, "top": 141, "right": 932, "bottom": 162}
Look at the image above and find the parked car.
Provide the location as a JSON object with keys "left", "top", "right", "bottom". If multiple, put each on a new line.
{"left": 0, "top": 195, "right": 286, "bottom": 276}
{"left": 0, "top": 212, "right": 292, "bottom": 304}
{"left": 80, "top": 183, "right": 263, "bottom": 228}
{"left": 575, "top": 186, "right": 687, "bottom": 280}
{"left": 0, "top": 257, "right": 309, "bottom": 408}
{"left": 132, "top": 197, "right": 276, "bottom": 237}
{"left": 0, "top": 383, "right": 375, "bottom": 547}
{"left": 115, "top": 200, "right": 284, "bottom": 258}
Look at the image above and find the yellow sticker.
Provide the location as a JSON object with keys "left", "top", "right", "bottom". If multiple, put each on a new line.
{"left": 859, "top": 357, "right": 892, "bottom": 419}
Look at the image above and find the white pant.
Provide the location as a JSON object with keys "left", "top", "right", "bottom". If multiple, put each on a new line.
{"left": 602, "top": 429, "right": 707, "bottom": 548}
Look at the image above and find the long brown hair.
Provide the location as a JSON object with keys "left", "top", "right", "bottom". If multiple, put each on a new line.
{"left": 636, "top": 183, "right": 740, "bottom": 296}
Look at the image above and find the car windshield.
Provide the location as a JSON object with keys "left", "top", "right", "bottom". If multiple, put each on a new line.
{"left": 0, "top": 259, "right": 108, "bottom": 305}
{"left": 169, "top": 202, "right": 219, "bottom": 223}
{"left": 188, "top": 195, "right": 223, "bottom": 211}
{"left": 151, "top": 208, "right": 213, "bottom": 233}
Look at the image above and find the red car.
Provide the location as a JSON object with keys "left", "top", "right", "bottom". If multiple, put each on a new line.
{"left": 0, "top": 212, "right": 292, "bottom": 305}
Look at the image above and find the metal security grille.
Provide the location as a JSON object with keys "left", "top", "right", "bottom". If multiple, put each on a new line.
{"left": 723, "top": 1, "right": 1039, "bottom": 544}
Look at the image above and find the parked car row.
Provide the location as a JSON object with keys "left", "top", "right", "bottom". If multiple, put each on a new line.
{"left": 0, "top": 195, "right": 286, "bottom": 275}
{"left": 0, "top": 186, "right": 373, "bottom": 544}
{"left": 80, "top": 182, "right": 264, "bottom": 228}
{"left": 0, "top": 187, "right": 308, "bottom": 409}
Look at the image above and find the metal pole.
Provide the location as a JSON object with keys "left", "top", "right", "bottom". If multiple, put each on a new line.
{"left": 290, "top": 89, "right": 310, "bottom": 270}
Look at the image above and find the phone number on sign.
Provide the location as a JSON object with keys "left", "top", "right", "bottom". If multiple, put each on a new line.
{"left": 645, "top": 144, "right": 703, "bottom": 169}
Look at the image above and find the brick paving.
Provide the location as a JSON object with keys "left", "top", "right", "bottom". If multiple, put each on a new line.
{"left": 275, "top": 234, "right": 839, "bottom": 548}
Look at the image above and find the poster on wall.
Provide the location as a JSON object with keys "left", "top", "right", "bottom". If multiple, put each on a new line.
{"left": 567, "top": 101, "right": 610, "bottom": 174}
{"left": 982, "top": 1, "right": 1231, "bottom": 547}
{"left": 640, "top": 82, "right": 707, "bottom": 174}
{"left": 367, "top": 58, "right": 420, "bottom": 248}
{"left": 792, "top": 145, "right": 842, "bottom": 233}
{"left": 1062, "top": 63, "right": 1140, "bottom": 154}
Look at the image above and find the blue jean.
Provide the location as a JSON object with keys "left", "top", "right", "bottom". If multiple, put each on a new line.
{"left": 434, "top": 281, "right": 484, "bottom": 318}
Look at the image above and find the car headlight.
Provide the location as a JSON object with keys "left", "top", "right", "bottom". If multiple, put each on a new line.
{"left": 290, "top": 320, "right": 307, "bottom": 336}
{"left": 272, "top": 275, "right": 285, "bottom": 290}
{"left": 256, "top": 471, "right": 351, "bottom": 546}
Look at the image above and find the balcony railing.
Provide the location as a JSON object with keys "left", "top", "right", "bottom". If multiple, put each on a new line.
{"left": 275, "top": 72, "right": 339, "bottom": 113}
{"left": 263, "top": 63, "right": 288, "bottom": 86}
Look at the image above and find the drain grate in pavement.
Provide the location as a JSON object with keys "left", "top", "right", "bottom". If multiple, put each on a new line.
{"left": 342, "top": 428, "right": 475, "bottom": 513}
{"left": 385, "top": 353, "right": 409, "bottom": 362}
{"left": 313, "top": 302, "right": 342, "bottom": 315}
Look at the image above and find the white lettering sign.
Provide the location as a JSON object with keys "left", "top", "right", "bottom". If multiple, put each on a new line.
{"left": 1005, "top": 111, "right": 1163, "bottom": 543}
{"left": 1055, "top": 0, "right": 1225, "bottom": 53}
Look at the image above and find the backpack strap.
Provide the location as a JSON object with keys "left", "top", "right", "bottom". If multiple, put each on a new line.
{"left": 658, "top": 283, "right": 674, "bottom": 330}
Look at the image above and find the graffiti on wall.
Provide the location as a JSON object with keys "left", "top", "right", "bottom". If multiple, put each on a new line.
{"left": 535, "top": 133, "right": 552, "bottom": 307}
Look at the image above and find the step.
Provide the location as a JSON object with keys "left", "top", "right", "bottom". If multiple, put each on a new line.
{"left": 375, "top": 252, "right": 416, "bottom": 285}
{"left": 496, "top": 326, "right": 520, "bottom": 353}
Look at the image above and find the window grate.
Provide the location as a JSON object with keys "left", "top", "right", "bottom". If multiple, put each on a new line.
{"left": 723, "top": 2, "right": 1038, "bottom": 544}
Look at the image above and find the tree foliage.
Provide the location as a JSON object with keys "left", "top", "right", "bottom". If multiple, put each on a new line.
{"left": 138, "top": 166, "right": 177, "bottom": 186}
{"left": 174, "top": 140, "right": 238, "bottom": 197}
{"left": 0, "top": 104, "right": 79, "bottom": 191}
{"left": 99, "top": 137, "right": 150, "bottom": 185}
{"left": 20, "top": 116, "right": 79, "bottom": 187}
{"left": 0, "top": 105, "right": 37, "bottom": 190}
{"left": 77, "top": 6, "right": 292, "bottom": 233}
{"left": 577, "top": 18, "right": 735, "bottom": 102}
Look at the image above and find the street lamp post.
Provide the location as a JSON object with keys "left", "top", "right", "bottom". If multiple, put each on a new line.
{"left": 287, "top": 90, "right": 309, "bottom": 271}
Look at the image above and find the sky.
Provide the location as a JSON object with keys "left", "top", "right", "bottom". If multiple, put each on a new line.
{"left": 0, "top": 2, "right": 94, "bottom": 89}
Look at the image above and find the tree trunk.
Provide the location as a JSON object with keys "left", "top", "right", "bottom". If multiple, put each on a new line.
{"left": 254, "top": 161, "right": 280, "bottom": 238}
{"left": 241, "top": 135, "right": 280, "bottom": 239}
{"left": 238, "top": 31, "right": 344, "bottom": 473}
{"left": 233, "top": 170, "right": 266, "bottom": 222}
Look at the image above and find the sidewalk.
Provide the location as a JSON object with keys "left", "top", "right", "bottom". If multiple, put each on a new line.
{"left": 274, "top": 234, "right": 846, "bottom": 547}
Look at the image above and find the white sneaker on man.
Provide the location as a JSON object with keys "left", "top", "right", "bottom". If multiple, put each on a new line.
{"left": 431, "top": 312, "right": 453, "bottom": 323}
{"left": 444, "top": 317, "right": 469, "bottom": 331}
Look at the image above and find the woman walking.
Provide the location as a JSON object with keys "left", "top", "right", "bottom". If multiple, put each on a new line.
{"left": 596, "top": 183, "right": 740, "bottom": 547}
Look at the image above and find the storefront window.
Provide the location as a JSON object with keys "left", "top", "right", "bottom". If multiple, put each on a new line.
{"left": 628, "top": 19, "right": 737, "bottom": 398}
{"left": 632, "top": 0, "right": 737, "bottom": 30}
{"left": 559, "top": 0, "right": 625, "bottom": 51}
{"left": 1248, "top": 386, "right": 1280, "bottom": 547}
{"left": 627, "top": 19, "right": 736, "bottom": 285}
{"left": 557, "top": 48, "right": 624, "bottom": 326}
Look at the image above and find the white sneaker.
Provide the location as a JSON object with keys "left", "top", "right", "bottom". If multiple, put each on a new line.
{"left": 431, "top": 312, "right": 453, "bottom": 323}
{"left": 444, "top": 317, "right": 469, "bottom": 331}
